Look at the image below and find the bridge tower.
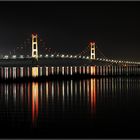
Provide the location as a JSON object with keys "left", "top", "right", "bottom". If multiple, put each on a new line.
{"left": 89, "top": 42, "right": 96, "bottom": 60}
{"left": 32, "top": 33, "right": 38, "bottom": 60}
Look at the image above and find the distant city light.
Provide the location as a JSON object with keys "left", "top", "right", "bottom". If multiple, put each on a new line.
{"left": 61, "top": 54, "right": 64, "bottom": 58}
{"left": 12, "top": 55, "right": 16, "bottom": 59}
{"left": 20, "top": 55, "right": 24, "bottom": 58}
{"left": 51, "top": 54, "right": 54, "bottom": 57}
{"left": 4, "top": 55, "right": 8, "bottom": 59}
{"left": 45, "top": 54, "right": 48, "bottom": 58}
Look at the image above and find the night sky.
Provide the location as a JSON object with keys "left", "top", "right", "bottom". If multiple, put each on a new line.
{"left": 0, "top": 1, "right": 140, "bottom": 61}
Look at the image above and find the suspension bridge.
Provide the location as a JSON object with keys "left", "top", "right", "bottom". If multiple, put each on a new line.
{"left": 0, "top": 33, "right": 139, "bottom": 67}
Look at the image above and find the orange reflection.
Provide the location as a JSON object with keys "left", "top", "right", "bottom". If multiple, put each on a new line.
{"left": 27, "top": 67, "right": 30, "bottom": 77}
{"left": 90, "top": 78, "right": 96, "bottom": 116}
{"left": 90, "top": 66, "right": 96, "bottom": 75}
{"left": 28, "top": 82, "right": 31, "bottom": 112}
{"left": 32, "top": 82, "right": 39, "bottom": 125}
{"left": 32, "top": 67, "right": 38, "bottom": 77}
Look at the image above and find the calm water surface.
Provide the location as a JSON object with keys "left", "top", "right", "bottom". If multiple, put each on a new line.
{"left": 0, "top": 66, "right": 140, "bottom": 138}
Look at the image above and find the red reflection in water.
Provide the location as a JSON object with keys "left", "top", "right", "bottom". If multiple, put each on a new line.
{"left": 32, "top": 82, "right": 39, "bottom": 125}
{"left": 90, "top": 78, "right": 96, "bottom": 116}
{"left": 28, "top": 82, "right": 31, "bottom": 112}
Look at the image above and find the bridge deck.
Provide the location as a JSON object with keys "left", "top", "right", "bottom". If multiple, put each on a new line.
{"left": 0, "top": 58, "right": 113, "bottom": 67}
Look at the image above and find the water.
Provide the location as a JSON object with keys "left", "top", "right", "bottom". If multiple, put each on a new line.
{"left": 0, "top": 66, "right": 140, "bottom": 138}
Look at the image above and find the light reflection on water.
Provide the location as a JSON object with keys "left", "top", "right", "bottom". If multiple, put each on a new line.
{"left": 0, "top": 77, "right": 97, "bottom": 125}
{"left": 0, "top": 65, "right": 140, "bottom": 80}
{"left": 0, "top": 66, "right": 140, "bottom": 137}
{"left": 0, "top": 66, "right": 140, "bottom": 80}
{"left": 32, "top": 82, "right": 38, "bottom": 125}
{"left": 0, "top": 76, "right": 140, "bottom": 126}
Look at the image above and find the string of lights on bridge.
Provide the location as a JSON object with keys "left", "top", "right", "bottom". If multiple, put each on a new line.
{"left": 1, "top": 33, "right": 140, "bottom": 65}
{"left": 2, "top": 54, "right": 140, "bottom": 65}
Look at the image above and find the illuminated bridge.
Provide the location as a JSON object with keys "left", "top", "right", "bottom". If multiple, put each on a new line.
{"left": 0, "top": 33, "right": 140, "bottom": 67}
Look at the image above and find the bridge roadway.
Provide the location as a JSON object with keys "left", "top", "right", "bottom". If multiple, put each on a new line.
{"left": 0, "top": 57, "right": 139, "bottom": 67}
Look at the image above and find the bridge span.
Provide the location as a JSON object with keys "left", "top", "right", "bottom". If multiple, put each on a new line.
{"left": 0, "top": 33, "right": 140, "bottom": 67}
